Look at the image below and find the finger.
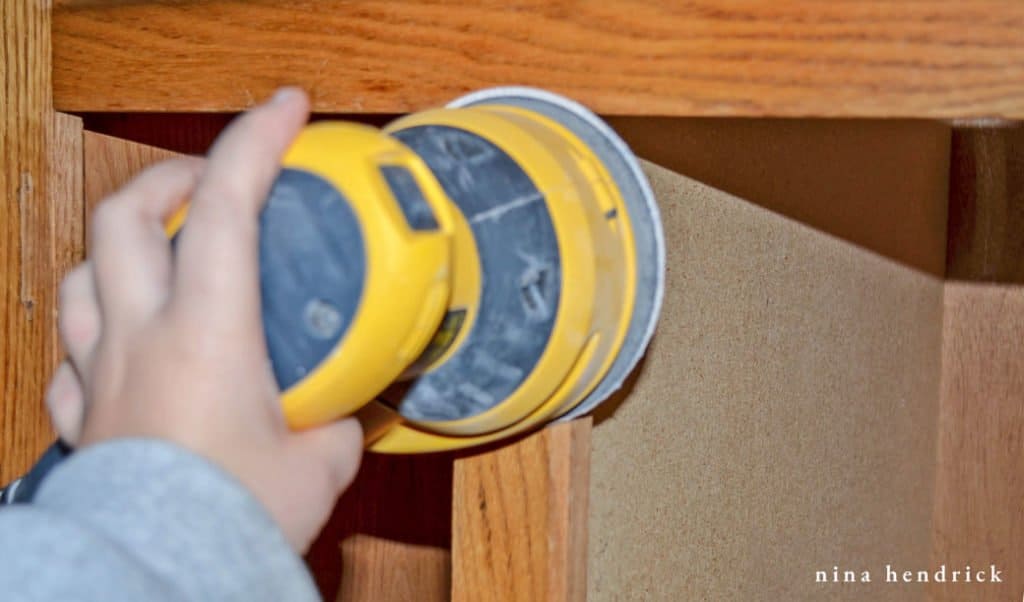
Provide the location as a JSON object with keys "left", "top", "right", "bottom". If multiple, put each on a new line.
{"left": 265, "top": 417, "right": 363, "bottom": 551}
{"left": 58, "top": 263, "right": 101, "bottom": 377}
{"left": 45, "top": 362, "right": 85, "bottom": 445}
{"left": 172, "top": 88, "right": 310, "bottom": 326}
{"left": 90, "top": 158, "right": 205, "bottom": 328}
{"left": 293, "top": 417, "right": 363, "bottom": 495}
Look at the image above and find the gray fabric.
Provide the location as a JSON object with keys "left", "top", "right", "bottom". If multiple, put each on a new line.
{"left": 0, "top": 439, "right": 320, "bottom": 601}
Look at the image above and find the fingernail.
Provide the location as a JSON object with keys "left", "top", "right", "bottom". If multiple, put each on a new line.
{"left": 270, "top": 87, "right": 302, "bottom": 105}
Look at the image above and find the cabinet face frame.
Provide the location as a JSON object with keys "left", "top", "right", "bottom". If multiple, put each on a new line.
{"left": 3, "top": 4, "right": 1021, "bottom": 601}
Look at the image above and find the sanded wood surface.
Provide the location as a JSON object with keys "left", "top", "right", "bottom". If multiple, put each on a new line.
{"left": 50, "top": 114, "right": 85, "bottom": 372}
{"left": 930, "top": 284, "right": 1024, "bottom": 602}
{"left": 83, "top": 131, "right": 178, "bottom": 211}
{"left": 929, "top": 125, "right": 1024, "bottom": 602}
{"left": 453, "top": 419, "right": 591, "bottom": 602}
{"left": 0, "top": 3, "right": 83, "bottom": 482}
{"left": 53, "top": 1, "right": 1024, "bottom": 117}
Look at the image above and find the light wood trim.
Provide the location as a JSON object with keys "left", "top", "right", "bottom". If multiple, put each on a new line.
{"left": 0, "top": 2, "right": 81, "bottom": 482}
{"left": 930, "top": 283, "right": 1024, "bottom": 602}
{"left": 54, "top": 1, "right": 1024, "bottom": 117}
{"left": 930, "top": 125, "right": 1024, "bottom": 602}
{"left": 338, "top": 535, "right": 450, "bottom": 602}
{"left": 453, "top": 419, "right": 591, "bottom": 602}
{"left": 83, "top": 131, "right": 178, "bottom": 211}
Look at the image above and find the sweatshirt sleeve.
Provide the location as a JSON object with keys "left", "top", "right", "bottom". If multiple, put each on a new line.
{"left": 0, "top": 439, "right": 320, "bottom": 601}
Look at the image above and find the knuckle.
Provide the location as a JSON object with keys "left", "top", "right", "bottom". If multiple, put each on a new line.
{"left": 138, "top": 157, "right": 199, "bottom": 184}
{"left": 327, "top": 437, "right": 362, "bottom": 489}
{"left": 57, "top": 267, "right": 100, "bottom": 348}
{"left": 186, "top": 191, "right": 260, "bottom": 240}
{"left": 321, "top": 459, "right": 350, "bottom": 497}
{"left": 90, "top": 197, "right": 130, "bottom": 234}
{"left": 241, "top": 103, "right": 278, "bottom": 130}
{"left": 193, "top": 179, "right": 250, "bottom": 212}
{"left": 59, "top": 299, "right": 99, "bottom": 349}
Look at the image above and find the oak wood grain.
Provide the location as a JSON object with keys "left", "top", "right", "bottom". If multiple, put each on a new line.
{"left": 50, "top": 113, "right": 85, "bottom": 370}
{"left": 0, "top": 2, "right": 76, "bottom": 482}
{"left": 83, "top": 131, "right": 178, "bottom": 211}
{"left": 453, "top": 418, "right": 591, "bottom": 602}
{"left": 53, "top": 1, "right": 1024, "bottom": 117}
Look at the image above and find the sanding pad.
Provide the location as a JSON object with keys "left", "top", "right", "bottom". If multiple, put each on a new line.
{"left": 449, "top": 87, "right": 666, "bottom": 419}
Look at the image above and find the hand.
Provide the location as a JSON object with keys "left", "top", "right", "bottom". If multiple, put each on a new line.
{"left": 43, "top": 88, "right": 363, "bottom": 552}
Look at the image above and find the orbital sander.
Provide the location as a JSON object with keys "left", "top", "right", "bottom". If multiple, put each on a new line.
{"left": 1, "top": 87, "right": 664, "bottom": 501}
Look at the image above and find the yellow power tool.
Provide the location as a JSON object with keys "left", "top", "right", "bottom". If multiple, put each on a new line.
{"left": 176, "top": 87, "right": 665, "bottom": 453}
{"left": 0, "top": 89, "right": 665, "bottom": 503}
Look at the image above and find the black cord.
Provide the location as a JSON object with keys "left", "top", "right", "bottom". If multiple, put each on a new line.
{"left": 0, "top": 441, "right": 73, "bottom": 505}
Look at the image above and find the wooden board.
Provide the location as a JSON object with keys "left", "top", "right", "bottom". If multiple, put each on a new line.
{"left": 453, "top": 419, "right": 591, "bottom": 602}
{"left": 0, "top": 112, "right": 83, "bottom": 482}
{"left": 0, "top": 2, "right": 84, "bottom": 482}
{"left": 50, "top": 114, "right": 85, "bottom": 372}
{"left": 945, "top": 126, "right": 1024, "bottom": 284}
{"left": 83, "top": 131, "right": 178, "bottom": 210}
{"left": 587, "top": 161, "right": 946, "bottom": 600}
{"left": 609, "top": 117, "right": 950, "bottom": 276}
{"left": 338, "top": 535, "right": 450, "bottom": 602}
{"left": 929, "top": 125, "right": 1024, "bottom": 602}
{"left": 53, "top": 1, "right": 1024, "bottom": 117}
{"left": 80, "top": 116, "right": 953, "bottom": 277}
{"left": 930, "top": 284, "right": 1024, "bottom": 602}
{"left": 319, "top": 451, "right": 455, "bottom": 601}
{"left": 77, "top": 113, "right": 395, "bottom": 157}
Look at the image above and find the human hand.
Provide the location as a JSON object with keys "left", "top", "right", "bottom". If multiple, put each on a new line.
{"left": 43, "top": 88, "right": 362, "bottom": 552}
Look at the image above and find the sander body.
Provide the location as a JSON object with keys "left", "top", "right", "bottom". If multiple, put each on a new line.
{"left": 173, "top": 87, "right": 666, "bottom": 453}
{"left": 0, "top": 88, "right": 665, "bottom": 502}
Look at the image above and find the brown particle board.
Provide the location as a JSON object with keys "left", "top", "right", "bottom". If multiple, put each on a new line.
{"left": 587, "top": 161, "right": 946, "bottom": 600}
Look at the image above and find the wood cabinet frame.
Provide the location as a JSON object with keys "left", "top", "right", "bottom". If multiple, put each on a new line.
{"left": 2, "top": 3, "right": 1021, "bottom": 600}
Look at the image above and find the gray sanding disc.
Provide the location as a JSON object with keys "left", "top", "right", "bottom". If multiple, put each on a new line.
{"left": 449, "top": 87, "right": 666, "bottom": 420}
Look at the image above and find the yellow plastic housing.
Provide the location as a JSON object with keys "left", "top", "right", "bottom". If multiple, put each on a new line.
{"left": 168, "top": 109, "right": 639, "bottom": 453}
{"left": 169, "top": 123, "right": 458, "bottom": 429}
{"left": 371, "top": 105, "right": 637, "bottom": 452}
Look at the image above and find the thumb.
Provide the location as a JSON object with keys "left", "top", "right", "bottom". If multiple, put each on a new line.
{"left": 277, "top": 417, "right": 363, "bottom": 551}
{"left": 45, "top": 362, "right": 86, "bottom": 446}
{"left": 293, "top": 417, "right": 364, "bottom": 495}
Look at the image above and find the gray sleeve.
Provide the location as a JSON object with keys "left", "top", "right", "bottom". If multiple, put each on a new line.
{"left": 0, "top": 439, "right": 321, "bottom": 601}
